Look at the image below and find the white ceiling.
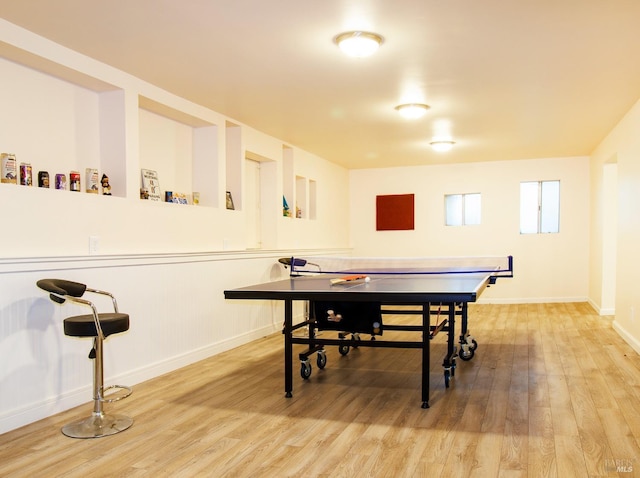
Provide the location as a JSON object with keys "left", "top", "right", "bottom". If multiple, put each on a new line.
{"left": 1, "top": 0, "right": 639, "bottom": 169}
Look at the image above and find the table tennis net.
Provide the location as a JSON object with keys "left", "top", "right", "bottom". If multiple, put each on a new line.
{"left": 283, "top": 255, "right": 513, "bottom": 277}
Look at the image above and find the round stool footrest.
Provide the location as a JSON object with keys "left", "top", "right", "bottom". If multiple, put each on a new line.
{"left": 100, "top": 384, "right": 132, "bottom": 403}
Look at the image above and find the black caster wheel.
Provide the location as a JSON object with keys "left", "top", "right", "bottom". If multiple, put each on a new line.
{"left": 317, "top": 351, "right": 327, "bottom": 369}
{"left": 300, "top": 361, "right": 312, "bottom": 379}
{"left": 459, "top": 347, "right": 475, "bottom": 361}
{"left": 338, "top": 344, "right": 350, "bottom": 356}
{"left": 352, "top": 333, "right": 361, "bottom": 348}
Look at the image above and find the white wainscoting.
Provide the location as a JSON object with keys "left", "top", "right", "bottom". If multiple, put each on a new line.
{"left": 0, "top": 249, "right": 347, "bottom": 434}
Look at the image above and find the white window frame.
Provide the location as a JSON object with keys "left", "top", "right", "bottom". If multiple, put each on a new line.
{"left": 445, "top": 193, "right": 481, "bottom": 226}
{"left": 520, "top": 180, "right": 560, "bottom": 234}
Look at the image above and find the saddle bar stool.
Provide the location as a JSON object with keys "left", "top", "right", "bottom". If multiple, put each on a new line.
{"left": 36, "top": 279, "right": 133, "bottom": 438}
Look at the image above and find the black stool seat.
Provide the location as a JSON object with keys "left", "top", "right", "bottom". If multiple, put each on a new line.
{"left": 64, "top": 313, "right": 129, "bottom": 338}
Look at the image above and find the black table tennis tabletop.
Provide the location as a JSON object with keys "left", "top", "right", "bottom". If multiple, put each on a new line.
{"left": 225, "top": 272, "right": 492, "bottom": 303}
{"left": 224, "top": 268, "right": 503, "bottom": 408}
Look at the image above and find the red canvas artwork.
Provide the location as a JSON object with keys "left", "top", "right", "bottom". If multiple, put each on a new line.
{"left": 376, "top": 194, "right": 415, "bottom": 231}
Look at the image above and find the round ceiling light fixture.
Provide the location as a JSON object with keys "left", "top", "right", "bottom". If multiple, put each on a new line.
{"left": 395, "top": 103, "right": 431, "bottom": 119}
{"left": 430, "top": 140, "right": 456, "bottom": 152}
{"left": 334, "top": 31, "right": 384, "bottom": 58}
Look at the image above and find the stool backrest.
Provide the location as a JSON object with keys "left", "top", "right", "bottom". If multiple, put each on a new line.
{"left": 36, "top": 279, "right": 87, "bottom": 304}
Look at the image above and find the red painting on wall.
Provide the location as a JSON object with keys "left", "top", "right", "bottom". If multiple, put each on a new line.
{"left": 376, "top": 194, "right": 415, "bottom": 231}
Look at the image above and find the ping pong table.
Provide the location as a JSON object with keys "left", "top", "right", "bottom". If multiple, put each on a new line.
{"left": 224, "top": 255, "right": 513, "bottom": 408}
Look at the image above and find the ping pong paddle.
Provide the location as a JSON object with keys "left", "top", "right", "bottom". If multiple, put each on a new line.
{"left": 330, "top": 274, "right": 369, "bottom": 285}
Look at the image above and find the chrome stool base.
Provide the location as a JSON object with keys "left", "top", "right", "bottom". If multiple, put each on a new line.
{"left": 62, "top": 412, "right": 133, "bottom": 439}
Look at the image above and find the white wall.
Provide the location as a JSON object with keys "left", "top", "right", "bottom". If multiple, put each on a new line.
{"left": 601, "top": 163, "right": 618, "bottom": 313}
{"left": 590, "top": 98, "right": 640, "bottom": 354}
{"left": 349, "top": 156, "right": 590, "bottom": 303}
{"left": 0, "top": 20, "right": 351, "bottom": 434}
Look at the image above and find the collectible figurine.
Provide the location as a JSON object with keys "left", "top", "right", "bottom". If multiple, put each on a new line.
{"left": 101, "top": 174, "right": 111, "bottom": 195}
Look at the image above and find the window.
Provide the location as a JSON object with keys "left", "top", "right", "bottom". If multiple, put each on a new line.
{"left": 445, "top": 193, "right": 481, "bottom": 226}
{"left": 520, "top": 180, "right": 560, "bottom": 234}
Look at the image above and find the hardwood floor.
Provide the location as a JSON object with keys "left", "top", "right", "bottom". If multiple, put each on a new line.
{"left": 1, "top": 303, "right": 639, "bottom": 477}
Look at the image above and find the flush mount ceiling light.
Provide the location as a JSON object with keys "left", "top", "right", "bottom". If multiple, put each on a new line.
{"left": 334, "top": 31, "right": 383, "bottom": 58}
{"left": 430, "top": 140, "right": 456, "bottom": 152}
{"left": 395, "top": 103, "right": 431, "bottom": 119}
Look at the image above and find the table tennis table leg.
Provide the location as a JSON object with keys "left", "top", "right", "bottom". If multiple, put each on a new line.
{"left": 458, "top": 302, "right": 477, "bottom": 361}
{"left": 421, "top": 304, "right": 430, "bottom": 408}
{"left": 460, "top": 302, "right": 468, "bottom": 340}
{"left": 442, "top": 303, "right": 456, "bottom": 388}
{"left": 284, "top": 299, "right": 293, "bottom": 398}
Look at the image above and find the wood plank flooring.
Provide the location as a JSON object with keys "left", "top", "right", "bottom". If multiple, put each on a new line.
{"left": 1, "top": 303, "right": 639, "bottom": 477}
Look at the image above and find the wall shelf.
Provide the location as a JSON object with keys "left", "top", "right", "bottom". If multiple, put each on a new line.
{"left": 0, "top": 55, "right": 126, "bottom": 197}
{"left": 138, "top": 96, "right": 219, "bottom": 207}
{"left": 0, "top": 28, "right": 340, "bottom": 259}
{"left": 225, "top": 121, "right": 242, "bottom": 211}
{"left": 282, "top": 145, "right": 294, "bottom": 218}
{"left": 295, "top": 175, "right": 307, "bottom": 219}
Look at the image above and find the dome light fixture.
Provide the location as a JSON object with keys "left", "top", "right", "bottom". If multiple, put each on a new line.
{"left": 395, "top": 103, "right": 431, "bottom": 119}
{"left": 430, "top": 140, "right": 456, "bottom": 152}
{"left": 334, "top": 31, "right": 383, "bottom": 58}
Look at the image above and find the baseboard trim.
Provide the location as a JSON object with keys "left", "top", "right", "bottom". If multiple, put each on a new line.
{"left": 478, "top": 297, "right": 588, "bottom": 305}
{"left": 612, "top": 320, "right": 640, "bottom": 356}
{"left": 586, "top": 298, "right": 616, "bottom": 316}
{"left": 0, "top": 324, "right": 279, "bottom": 435}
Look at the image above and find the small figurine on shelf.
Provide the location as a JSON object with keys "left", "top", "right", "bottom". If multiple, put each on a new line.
{"left": 101, "top": 174, "right": 112, "bottom": 195}
{"left": 226, "top": 191, "right": 235, "bottom": 210}
{"left": 19, "top": 163, "right": 33, "bottom": 186}
{"left": 38, "top": 171, "right": 50, "bottom": 188}
{"left": 296, "top": 204, "right": 302, "bottom": 218}
{"left": 283, "top": 195, "right": 291, "bottom": 217}
{"left": 69, "top": 171, "right": 81, "bottom": 192}
{"left": 55, "top": 173, "right": 67, "bottom": 190}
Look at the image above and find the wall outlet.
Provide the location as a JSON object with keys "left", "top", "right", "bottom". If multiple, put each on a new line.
{"left": 89, "top": 236, "right": 100, "bottom": 255}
